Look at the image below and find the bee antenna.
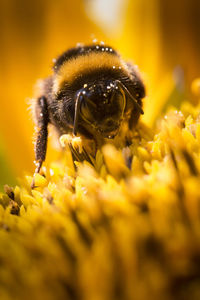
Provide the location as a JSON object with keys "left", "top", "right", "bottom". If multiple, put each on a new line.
{"left": 73, "top": 91, "right": 84, "bottom": 135}
{"left": 115, "top": 80, "right": 144, "bottom": 114}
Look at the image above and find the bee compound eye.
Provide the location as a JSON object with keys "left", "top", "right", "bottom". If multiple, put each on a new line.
{"left": 80, "top": 99, "right": 94, "bottom": 123}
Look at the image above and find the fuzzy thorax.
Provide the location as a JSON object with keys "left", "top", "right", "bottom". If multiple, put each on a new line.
{"left": 53, "top": 52, "right": 129, "bottom": 94}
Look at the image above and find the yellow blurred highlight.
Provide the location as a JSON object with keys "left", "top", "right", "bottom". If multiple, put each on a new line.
{"left": 142, "top": 73, "right": 175, "bottom": 126}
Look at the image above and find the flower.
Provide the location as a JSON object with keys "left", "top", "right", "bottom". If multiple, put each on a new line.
{"left": 1, "top": 1, "right": 200, "bottom": 298}
{"left": 1, "top": 92, "right": 200, "bottom": 299}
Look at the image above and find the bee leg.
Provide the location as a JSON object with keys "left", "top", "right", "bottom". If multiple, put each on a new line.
{"left": 31, "top": 96, "right": 49, "bottom": 189}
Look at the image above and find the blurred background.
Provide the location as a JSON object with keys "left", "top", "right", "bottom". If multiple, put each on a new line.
{"left": 0, "top": 0, "right": 200, "bottom": 190}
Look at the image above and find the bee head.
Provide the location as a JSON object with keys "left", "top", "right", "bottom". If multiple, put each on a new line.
{"left": 74, "top": 81, "right": 126, "bottom": 138}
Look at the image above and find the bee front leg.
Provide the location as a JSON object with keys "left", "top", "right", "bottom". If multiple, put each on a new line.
{"left": 31, "top": 96, "right": 49, "bottom": 188}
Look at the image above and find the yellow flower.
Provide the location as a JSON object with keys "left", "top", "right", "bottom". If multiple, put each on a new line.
{"left": 1, "top": 93, "right": 200, "bottom": 299}
{"left": 1, "top": 1, "right": 200, "bottom": 298}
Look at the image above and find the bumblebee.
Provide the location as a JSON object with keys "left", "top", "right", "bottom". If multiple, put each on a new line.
{"left": 32, "top": 43, "right": 145, "bottom": 182}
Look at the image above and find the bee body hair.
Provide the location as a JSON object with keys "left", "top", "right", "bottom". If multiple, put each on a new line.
{"left": 31, "top": 43, "right": 145, "bottom": 185}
